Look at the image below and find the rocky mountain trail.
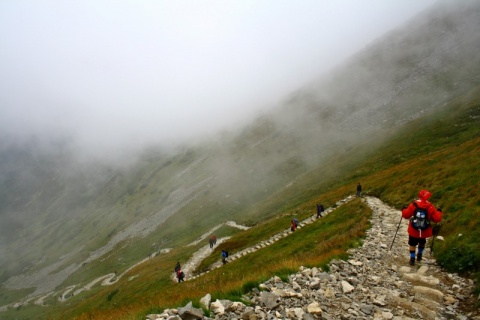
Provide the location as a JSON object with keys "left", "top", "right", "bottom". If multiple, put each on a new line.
{"left": 148, "top": 196, "right": 479, "bottom": 320}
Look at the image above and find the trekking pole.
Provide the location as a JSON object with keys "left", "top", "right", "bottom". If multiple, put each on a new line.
{"left": 390, "top": 215, "right": 403, "bottom": 250}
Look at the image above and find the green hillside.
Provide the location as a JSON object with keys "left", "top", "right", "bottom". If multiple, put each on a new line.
{"left": 2, "top": 1, "right": 480, "bottom": 283}
{"left": 1, "top": 1, "right": 480, "bottom": 319}
{"left": 1, "top": 66, "right": 479, "bottom": 320}
{"left": 41, "top": 82, "right": 480, "bottom": 319}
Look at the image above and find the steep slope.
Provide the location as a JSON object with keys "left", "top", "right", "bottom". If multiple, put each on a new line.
{"left": 45, "top": 103, "right": 477, "bottom": 320}
{"left": 147, "top": 196, "right": 478, "bottom": 320}
{"left": 302, "top": 0, "right": 480, "bottom": 129}
{"left": 2, "top": 71, "right": 480, "bottom": 320}
{"left": 1, "top": 0, "right": 479, "bottom": 312}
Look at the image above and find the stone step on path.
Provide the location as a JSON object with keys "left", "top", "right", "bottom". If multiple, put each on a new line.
{"left": 148, "top": 196, "right": 479, "bottom": 320}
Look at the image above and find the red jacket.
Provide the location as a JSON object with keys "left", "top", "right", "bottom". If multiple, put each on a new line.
{"left": 402, "top": 199, "right": 442, "bottom": 238}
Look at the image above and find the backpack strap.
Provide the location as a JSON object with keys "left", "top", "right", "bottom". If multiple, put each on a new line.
{"left": 413, "top": 201, "right": 432, "bottom": 218}
{"left": 411, "top": 201, "right": 418, "bottom": 221}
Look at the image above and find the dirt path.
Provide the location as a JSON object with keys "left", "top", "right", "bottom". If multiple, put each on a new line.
{"left": 172, "top": 236, "right": 231, "bottom": 282}
{"left": 363, "top": 196, "right": 478, "bottom": 318}
{"left": 187, "top": 221, "right": 250, "bottom": 247}
{"left": 153, "top": 196, "right": 478, "bottom": 319}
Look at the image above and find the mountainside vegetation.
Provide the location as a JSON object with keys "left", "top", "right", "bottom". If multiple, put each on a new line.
{"left": 6, "top": 84, "right": 477, "bottom": 320}
{"left": 0, "top": 1, "right": 479, "bottom": 319}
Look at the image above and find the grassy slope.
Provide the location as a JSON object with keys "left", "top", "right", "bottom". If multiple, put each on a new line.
{"left": 55, "top": 198, "right": 371, "bottom": 320}
{"left": 3, "top": 86, "right": 472, "bottom": 320}
{"left": 3, "top": 0, "right": 480, "bottom": 305}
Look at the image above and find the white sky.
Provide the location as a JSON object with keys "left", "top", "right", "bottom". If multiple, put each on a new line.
{"left": 0, "top": 0, "right": 436, "bottom": 157}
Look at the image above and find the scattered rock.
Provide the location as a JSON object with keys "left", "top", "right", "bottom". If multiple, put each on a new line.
{"left": 341, "top": 280, "right": 355, "bottom": 293}
{"left": 199, "top": 293, "right": 211, "bottom": 310}
{"left": 210, "top": 299, "right": 225, "bottom": 315}
{"left": 146, "top": 196, "right": 479, "bottom": 320}
{"left": 177, "top": 302, "right": 204, "bottom": 320}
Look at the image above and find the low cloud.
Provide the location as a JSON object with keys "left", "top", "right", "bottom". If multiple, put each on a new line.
{"left": 0, "top": 0, "right": 435, "bottom": 161}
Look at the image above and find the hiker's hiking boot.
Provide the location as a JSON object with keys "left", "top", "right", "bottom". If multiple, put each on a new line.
{"left": 409, "top": 258, "right": 415, "bottom": 266}
{"left": 417, "top": 254, "right": 422, "bottom": 262}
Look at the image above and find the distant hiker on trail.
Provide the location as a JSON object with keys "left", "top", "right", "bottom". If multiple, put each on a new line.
{"left": 356, "top": 183, "right": 362, "bottom": 197}
{"left": 221, "top": 250, "right": 228, "bottom": 265}
{"left": 176, "top": 269, "right": 185, "bottom": 283}
{"left": 401, "top": 189, "right": 442, "bottom": 266}
{"left": 291, "top": 218, "right": 298, "bottom": 231}
{"left": 316, "top": 204, "right": 325, "bottom": 218}
{"left": 174, "top": 261, "right": 181, "bottom": 273}
{"left": 209, "top": 235, "right": 217, "bottom": 248}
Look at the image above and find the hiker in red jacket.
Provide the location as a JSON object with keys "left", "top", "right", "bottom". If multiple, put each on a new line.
{"left": 402, "top": 189, "right": 442, "bottom": 266}
{"left": 176, "top": 269, "right": 185, "bottom": 283}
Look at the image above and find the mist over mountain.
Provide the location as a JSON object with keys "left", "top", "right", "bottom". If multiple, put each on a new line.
{"left": 1, "top": 0, "right": 479, "bottom": 307}
{"left": 282, "top": 0, "right": 480, "bottom": 128}
{"left": 0, "top": 1, "right": 436, "bottom": 161}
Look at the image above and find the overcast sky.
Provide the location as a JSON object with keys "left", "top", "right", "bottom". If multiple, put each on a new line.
{"left": 0, "top": 0, "right": 436, "bottom": 158}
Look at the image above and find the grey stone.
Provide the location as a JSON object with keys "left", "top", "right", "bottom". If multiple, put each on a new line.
{"left": 360, "top": 303, "right": 374, "bottom": 315}
{"left": 259, "top": 291, "right": 281, "bottom": 310}
{"left": 341, "top": 280, "right": 355, "bottom": 293}
{"left": 178, "top": 302, "right": 204, "bottom": 320}
{"left": 413, "top": 286, "right": 444, "bottom": 303}
{"left": 199, "top": 293, "right": 211, "bottom": 310}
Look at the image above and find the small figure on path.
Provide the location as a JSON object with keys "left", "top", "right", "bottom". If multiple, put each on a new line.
{"left": 356, "top": 183, "right": 362, "bottom": 197}
{"left": 209, "top": 235, "right": 217, "bottom": 248}
{"left": 221, "top": 250, "right": 228, "bottom": 265}
{"left": 316, "top": 203, "right": 324, "bottom": 218}
{"left": 401, "top": 189, "right": 442, "bottom": 266}
{"left": 290, "top": 218, "right": 298, "bottom": 232}
{"left": 174, "top": 261, "right": 181, "bottom": 273}
{"left": 176, "top": 269, "right": 185, "bottom": 283}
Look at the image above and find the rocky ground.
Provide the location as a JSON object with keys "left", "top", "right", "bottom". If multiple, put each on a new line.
{"left": 148, "top": 196, "right": 480, "bottom": 320}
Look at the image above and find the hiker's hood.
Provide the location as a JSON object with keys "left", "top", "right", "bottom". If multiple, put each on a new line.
{"left": 418, "top": 189, "right": 432, "bottom": 201}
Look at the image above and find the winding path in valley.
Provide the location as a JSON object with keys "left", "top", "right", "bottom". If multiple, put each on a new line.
{"left": 4, "top": 194, "right": 477, "bottom": 320}
{"left": 0, "top": 220, "right": 251, "bottom": 311}
{"left": 1, "top": 196, "right": 352, "bottom": 311}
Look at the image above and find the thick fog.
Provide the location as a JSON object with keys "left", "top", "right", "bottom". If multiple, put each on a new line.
{"left": 0, "top": 0, "right": 435, "bottom": 161}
